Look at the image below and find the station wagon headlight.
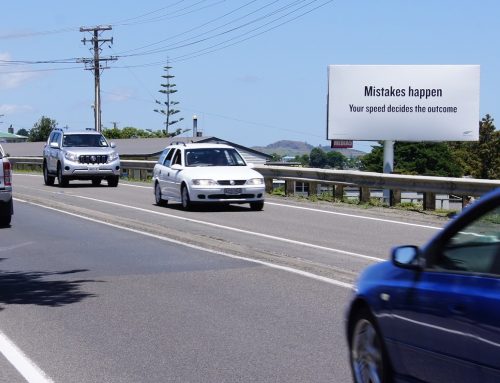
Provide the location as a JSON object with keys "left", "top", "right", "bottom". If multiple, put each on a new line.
{"left": 246, "top": 178, "right": 264, "bottom": 185}
{"left": 108, "top": 151, "right": 119, "bottom": 162}
{"left": 64, "top": 151, "right": 78, "bottom": 162}
{"left": 192, "top": 179, "right": 217, "bottom": 186}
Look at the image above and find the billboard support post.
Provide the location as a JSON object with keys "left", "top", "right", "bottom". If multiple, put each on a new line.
{"left": 383, "top": 140, "right": 394, "bottom": 204}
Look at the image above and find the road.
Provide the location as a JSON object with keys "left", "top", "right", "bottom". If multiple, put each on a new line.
{"left": 0, "top": 174, "right": 450, "bottom": 382}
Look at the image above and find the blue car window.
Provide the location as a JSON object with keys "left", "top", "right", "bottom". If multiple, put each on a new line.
{"left": 436, "top": 206, "right": 500, "bottom": 274}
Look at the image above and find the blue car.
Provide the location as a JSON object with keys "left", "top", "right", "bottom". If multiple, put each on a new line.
{"left": 346, "top": 188, "right": 500, "bottom": 383}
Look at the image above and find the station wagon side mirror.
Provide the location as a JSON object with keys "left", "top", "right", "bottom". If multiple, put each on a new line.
{"left": 171, "top": 164, "right": 183, "bottom": 171}
{"left": 392, "top": 245, "right": 422, "bottom": 270}
{"left": 50, "top": 142, "right": 60, "bottom": 149}
{"left": 110, "top": 142, "right": 116, "bottom": 148}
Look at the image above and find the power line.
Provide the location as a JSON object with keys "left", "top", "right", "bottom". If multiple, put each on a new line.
{"left": 112, "top": 0, "right": 333, "bottom": 68}
{"left": 115, "top": 0, "right": 306, "bottom": 57}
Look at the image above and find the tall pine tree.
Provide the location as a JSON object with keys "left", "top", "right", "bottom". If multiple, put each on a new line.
{"left": 153, "top": 64, "right": 188, "bottom": 137}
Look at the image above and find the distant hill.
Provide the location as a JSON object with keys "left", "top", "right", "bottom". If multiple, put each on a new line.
{"left": 252, "top": 140, "right": 366, "bottom": 158}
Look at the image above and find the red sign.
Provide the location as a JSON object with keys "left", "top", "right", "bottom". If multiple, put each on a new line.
{"left": 331, "top": 140, "right": 353, "bottom": 149}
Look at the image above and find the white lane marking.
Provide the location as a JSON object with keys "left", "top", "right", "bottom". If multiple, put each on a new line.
{"left": 56, "top": 194, "right": 381, "bottom": 262}
{"left": 16, "top": 174, "right": 443, "bottom": 230}
{"left": 118, "top": 181, "right": 442, "bottom": 230}
{"left": 17, "top": 199, "right": 354, "bottom": 290}
{"left": 0, "top": 330, "right": 55, "bottom": 383}
{"left": 265, "top": 202, "right": 442, "bottom": 230}
{"left": 5, "top": 196, "right": 354, "bottom": 383}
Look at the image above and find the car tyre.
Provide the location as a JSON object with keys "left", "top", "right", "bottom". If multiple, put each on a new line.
{"left": 349, "top": 308, "right": 391, "bottom": 383}
{"left": 43, "top": 162, "right": 55, "bottom": 186}
{"left": 249, "top": 201, "right": 264, "bottom": 211}
{"left": 181, "top": 184, "right": 192, "bottom": 210}
{"left": 0, "top": 200, "right": 12, "bottom": 227}
{"left": 92, "top": 179, "right": 102, "bottom": 186}
{"left": 57, "top": 163, "right": 68, "bottom": 187}
{"left": 155, "top": 182, "right": 167, "bottom": 206}
{"left": 107, "top": 176, "right": 119, "bottom": 187}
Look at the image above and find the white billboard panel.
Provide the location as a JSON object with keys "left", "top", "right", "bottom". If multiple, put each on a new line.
{"left": 327, "top": 65, "right": 480, "bottom": 141}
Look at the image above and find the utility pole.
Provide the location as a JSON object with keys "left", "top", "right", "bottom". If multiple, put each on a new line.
{"left": 79, "top": 25, "right": 117, "bottom": 132}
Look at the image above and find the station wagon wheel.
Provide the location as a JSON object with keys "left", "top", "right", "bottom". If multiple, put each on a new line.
{"left": 181, "top": 184, "right": 192, "bottom": 210}
{"left": 92, "top": 179, "right": 101, "bottom": 186}
{"left": 350, "top": 309, "right": 391, "bottom": 383}
{"left": 249, "top": 201, "right": 264, "bottom": 211}
{"left": 43, "top": 162, "right": 55, "bottom": 186}
{"left": 155, "top": 182, "right": 167, "bottom": 206}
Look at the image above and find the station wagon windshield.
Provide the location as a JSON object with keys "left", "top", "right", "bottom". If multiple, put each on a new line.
{"left": 184, "top": 148, "right": 246, "bottom": 167}
{"left": 63, "top": 134, "right": 108, "bottom": 147}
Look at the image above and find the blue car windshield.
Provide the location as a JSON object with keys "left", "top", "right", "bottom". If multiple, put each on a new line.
{"left": 184, "top": 148, "right": 246, "bottom": 167}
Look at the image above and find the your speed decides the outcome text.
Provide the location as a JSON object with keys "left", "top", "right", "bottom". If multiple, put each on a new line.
{"left": 349, "top": 85, "right": 458, "bottom": 114}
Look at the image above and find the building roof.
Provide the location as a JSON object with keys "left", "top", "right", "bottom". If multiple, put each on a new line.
{"left": 0, "top": 131, "right": 28, "bottom": 142}
{"left": 1, "top": 135, "right": 273, "bottom": 163}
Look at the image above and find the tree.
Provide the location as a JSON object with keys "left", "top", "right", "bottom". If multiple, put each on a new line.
{"left": 28, "top": 116, "right": 57, "bottom": 142}
{"left": 16, "top": 128, "right": 29, "bottom": 137}
{"left": 360, "top": 141, "right": 462, "bottom": 177}
{"left": 326, "top": 151, "right": 347, "bottom": 169}
{"left": 153, "top": 64, "right": 188, "bottom": 137}
{"left": 448, "top": 114, "right": 500, "bottom": 179}
{"left": 309, "top": 147, "right": 328, "bottom": 168}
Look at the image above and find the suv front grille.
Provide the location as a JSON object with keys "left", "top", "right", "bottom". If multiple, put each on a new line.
{"left": 79, "top": 155, "right": 108, "bottom": 164}
{"left": 217, "top": 180, "right": 246, "bottom": 186}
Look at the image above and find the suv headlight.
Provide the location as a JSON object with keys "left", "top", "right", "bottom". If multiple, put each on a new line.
{"left": 64, "top": 151, "right": 78, "bottom": 162}
{"left": 246, "top": 178, "right": 264, "bottom": 185}
{"left": 108, "top": 151, "right": 119, "bottom": 162}
{"left": 192, "top": 179, "right": 217, "bottom": 186}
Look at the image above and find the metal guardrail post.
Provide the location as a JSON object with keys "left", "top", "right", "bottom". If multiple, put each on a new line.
{"left": 392, "top": 189, "right": 401, "bottom": 206}
{"left": 308, "top": 182, "right": 318, "bottom": 197}
{"left": 423, "top": 192, "right": 436, "bottom": 210}
{"left": 285, "top": 180, "right": 295, "bottom": 196}
{"left": 360, "top": 187, "right": 370, "bottom": 203}
{"left": 334, "top": 185, "right": 344, "bottom": 200}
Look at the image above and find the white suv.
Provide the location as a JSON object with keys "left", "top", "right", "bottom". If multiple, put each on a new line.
{"left": 0, "top": 144, "right": 13, "bottom": 226}
{"left": 153, "top": 143, "right": 265, "bottom": 210}
{"left": 43, "top": 129, "right": 120, "bottom": 187}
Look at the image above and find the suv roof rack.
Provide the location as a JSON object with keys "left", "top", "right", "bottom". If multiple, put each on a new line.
{"left": 171, "top": 141, "right": 187, "bottom": 146}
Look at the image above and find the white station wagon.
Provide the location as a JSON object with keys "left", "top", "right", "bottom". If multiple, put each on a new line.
{"left": 153, "top": 143, "right": 265, "bottom": 210}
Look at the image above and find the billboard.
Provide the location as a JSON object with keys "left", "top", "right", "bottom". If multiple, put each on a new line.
{"left": 327, "top": 65, "right": 480, "bottom": 141}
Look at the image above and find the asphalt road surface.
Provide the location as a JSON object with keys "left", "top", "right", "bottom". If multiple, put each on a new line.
{"left": 0, "top": 174, "right": 450, "bottom": 382}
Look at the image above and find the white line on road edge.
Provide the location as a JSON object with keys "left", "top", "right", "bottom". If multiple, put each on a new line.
{"left": 117, "top": 181, "right": 442, "bottom": 230}
{"left": 16, "top": 198, "right": 354, "bottom": 290}
{"left": 0, "top": 330, "right": 55, "bottom": 383}
{"left": 62, "top": 194, "right": 382, "bottom": 263}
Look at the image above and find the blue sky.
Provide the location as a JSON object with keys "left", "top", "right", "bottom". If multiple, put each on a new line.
{"left": 0, "top": 0, "right": 498, "bottom": 153}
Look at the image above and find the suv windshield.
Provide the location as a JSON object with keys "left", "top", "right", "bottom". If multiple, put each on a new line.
{"left": 63, "top": 134, "right": 108, "bottom": 147}
{"left": 184, "top": 148, "right": 246, "bottom": 167}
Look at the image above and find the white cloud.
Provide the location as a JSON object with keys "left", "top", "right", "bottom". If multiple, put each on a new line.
{"left": 104, "top": 88, "right": 134, "bottom": 102}
{"left": 236, "top": 75, "right": 261, "bottom": 83}
{"left": 0, "top": 104, "right": 34, "bottom": 114}
{"left": 0, "top": 52, "right": 40, "bottom": 89}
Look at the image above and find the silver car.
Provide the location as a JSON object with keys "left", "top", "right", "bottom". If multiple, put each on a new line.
{"left": 43, "top": 129, "right": 120, "bottom": 187}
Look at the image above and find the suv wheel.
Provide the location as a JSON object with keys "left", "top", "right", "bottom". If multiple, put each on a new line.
{"left": 92, "top": 179, "right": 102, "bottom": 186}
{"left": 43, "top": 162, "right": 55, "bottom": 186}
{"left": 107, "top": 176, "right": 119, "bottom": 187}
{"left": 57, "top": 164, "right": 68, "bottom": 187}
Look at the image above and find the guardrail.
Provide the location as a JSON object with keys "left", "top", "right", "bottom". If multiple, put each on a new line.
{"left": 8, "top": 157, "right": 500, "bottom": 210}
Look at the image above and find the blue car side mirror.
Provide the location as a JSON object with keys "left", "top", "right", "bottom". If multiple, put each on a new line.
{"left": 392, "top": 245, "right": 421, "bottom": 270}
